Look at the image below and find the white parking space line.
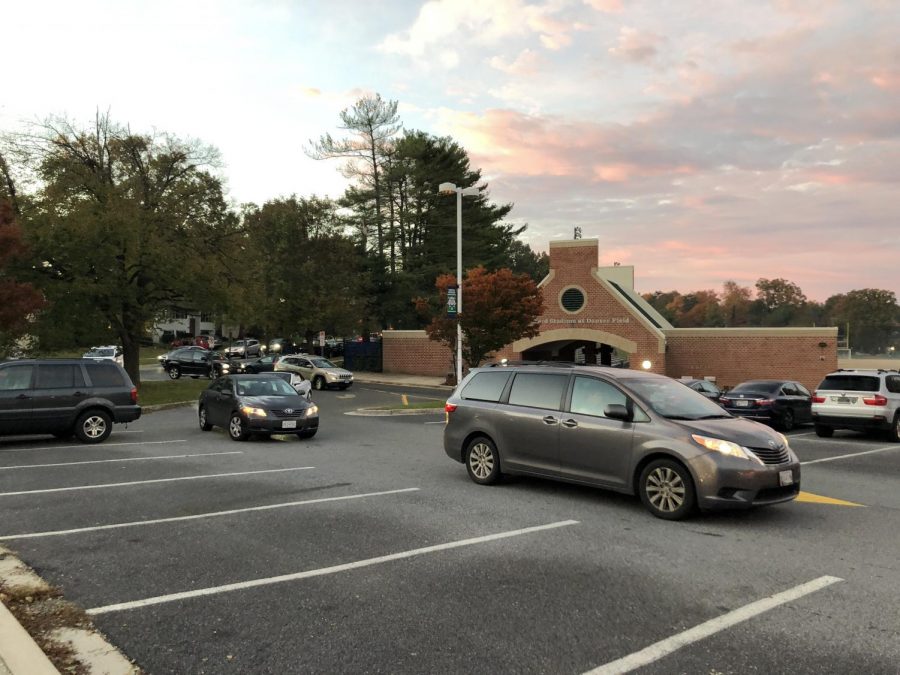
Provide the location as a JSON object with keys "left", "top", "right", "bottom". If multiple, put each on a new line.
{"left": 584, "top": 576, "right": 843, "bottom": 675}
{"left": 787, "top": 432, "right": 817, "bottom": 438}
{"left": 359, "top": 386, "right": 445, "bottom": 400}
{"left": 0, "top": 488, "right": 421, "bottom": 540}
{"left": 802, "top": 446, "right": 900, "bottom": 465}
{"left": 86, "top": 519, "right": 579, "bottom": 615}
{"left": 0, "top": 467, "right": 314, "bottom": 497}
{"left": 0, "top": 440, "right": 186, "bottom": 454}
{"left": 0, "top": 451, "right": 243, "bottom": 471}
{"left": 424, "top": 421, "right": 445, "bottom": 425}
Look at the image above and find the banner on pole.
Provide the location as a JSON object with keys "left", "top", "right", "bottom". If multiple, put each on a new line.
{"left": 447, "top": 286, "right": 458, "bottom": 318}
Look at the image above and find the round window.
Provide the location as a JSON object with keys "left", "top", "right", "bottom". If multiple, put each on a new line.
{"left": 560, "top": 287, "right": 585, "bottom": 313}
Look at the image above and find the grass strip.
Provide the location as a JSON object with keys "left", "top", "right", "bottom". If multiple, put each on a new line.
{"left": 138, "top": 378, "right": 210, "bottom": 406}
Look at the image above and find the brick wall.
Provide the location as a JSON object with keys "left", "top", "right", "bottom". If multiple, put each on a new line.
{"left": 665, "top": 329, "right": 839, "bottom": 391}
{"left": 383, "top": 330, "right": 453, "bottom": 377}
{"left": 535, "top": 240, "right": 667, "bottom": 373}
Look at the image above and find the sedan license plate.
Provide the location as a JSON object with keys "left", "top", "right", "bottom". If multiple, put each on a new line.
{"left": 735, "top": 400, "right": 750, "bottom": 407}
{"left": 779, "top": 470, "right": 794, "bottom": 486}
{"left": 282, "top": 420, "right": 297, "bottom": 429}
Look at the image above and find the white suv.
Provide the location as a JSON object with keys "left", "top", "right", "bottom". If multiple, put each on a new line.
{"left": 811, "top": 369, "right": 900, "bottom": 441}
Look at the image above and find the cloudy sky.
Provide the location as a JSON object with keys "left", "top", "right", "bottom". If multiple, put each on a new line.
{"left": 4, "top": 0, "right": 898, "bottom": 300}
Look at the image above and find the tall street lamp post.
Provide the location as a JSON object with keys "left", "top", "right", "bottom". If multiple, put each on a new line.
{"left": 438, "top": 182, "right": 478, "bottom": 385}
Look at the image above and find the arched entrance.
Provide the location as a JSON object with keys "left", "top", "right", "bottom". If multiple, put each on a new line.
{"left": 512, "top": 329, "right": 637, "bottom": 367}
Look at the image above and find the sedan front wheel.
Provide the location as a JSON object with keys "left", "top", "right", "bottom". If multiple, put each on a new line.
{"left": 228, "top": 414, "right": 249, "bottom": 441}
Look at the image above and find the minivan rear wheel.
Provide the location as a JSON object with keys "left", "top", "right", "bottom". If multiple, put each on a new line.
{"left": 465, "top": 437, "right": 501, "bottom": 485}
{"left": 639, "top": 459, "right": 695, "bottom": 520}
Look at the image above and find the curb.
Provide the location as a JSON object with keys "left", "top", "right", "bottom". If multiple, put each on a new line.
{"left": 0, "top": 599, "right": 58, "bottom": 675}
{"left": 0, "top": 548, "right": 59, "bottom": 675}
{"left": 0, "top": 547, "right": 136, "bottom": 674}
{"left": 346, "top": 407, "right": 445, "bottom": 417}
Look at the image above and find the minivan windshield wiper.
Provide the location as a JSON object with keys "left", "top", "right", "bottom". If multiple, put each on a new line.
{"left": 662, "top": 414, "right": 731, "bottom": 420}
{"left": 661, "top": 414, "right": 697, "bottom": 420}
{"left": 694, "top": 414, "right": 732, "bottom": 419}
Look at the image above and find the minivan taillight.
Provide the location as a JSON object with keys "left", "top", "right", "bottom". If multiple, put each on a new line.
{"left": 131, "top": 387, "right": 138, "bottom": 404}
{"left": 863, "top": 394, "right": 887, "bottom": 406}
{"left": 811, "top": 391, "right": 825, "bottom": 403}
{"left": 445, "top": 402, "right": 458, "bottom": 414}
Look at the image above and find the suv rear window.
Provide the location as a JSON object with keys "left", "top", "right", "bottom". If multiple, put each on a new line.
{"left": 461, "top": 372, "right": 510, "bottom": 402}
{"left": 85, "top": 362, "right": 126, "bottom": 387}
{"left": 818, "top": 375, "right": 880, "bottom": 392}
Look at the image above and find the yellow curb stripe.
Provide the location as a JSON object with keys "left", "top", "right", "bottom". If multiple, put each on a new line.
{"left": 796, "top": 491, "right": 864, "bottom": 507}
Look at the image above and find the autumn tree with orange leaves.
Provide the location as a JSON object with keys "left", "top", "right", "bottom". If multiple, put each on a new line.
{"left": 0, "top": 200, "right": 45, "bottom": 342}
{"left": 416, "top": 266, "right": 543, "bottom": 380}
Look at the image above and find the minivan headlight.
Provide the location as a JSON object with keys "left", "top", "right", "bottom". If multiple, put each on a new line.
{"left": 691, "top": 434, "right": 757, "bottom": 462}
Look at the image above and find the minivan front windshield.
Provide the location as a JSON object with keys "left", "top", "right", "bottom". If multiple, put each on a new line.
{"left": 622, "top": 378, "right": 732, "bottom": 420}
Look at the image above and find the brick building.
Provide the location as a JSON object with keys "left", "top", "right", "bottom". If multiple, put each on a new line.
{"left": 382, "top": 238, "right": 837, "bottom": 390}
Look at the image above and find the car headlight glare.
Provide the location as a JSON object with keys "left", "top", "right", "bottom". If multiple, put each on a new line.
{"left": 691, "top": 434, "right": 756, "bottom": 462}
{"left": 241, "top": 406, "right": 267, "bottom": 418}
{"left": 306, "top": 405, "right": 319, "bottom": 416}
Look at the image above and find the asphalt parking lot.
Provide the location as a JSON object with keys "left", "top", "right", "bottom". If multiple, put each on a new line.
{"left": 1, "top": 383, "right": 899, "bottom": 674}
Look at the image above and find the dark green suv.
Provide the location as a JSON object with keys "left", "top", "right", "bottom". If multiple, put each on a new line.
{"left": 0, "top": 359, "right": 141, "bottom": 443}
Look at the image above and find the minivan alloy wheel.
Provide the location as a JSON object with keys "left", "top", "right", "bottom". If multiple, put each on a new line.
{"left": 645, "top": 467, "right": 685, "bottom": 513}
{"left": 469, "top": 442, "right": 494, "bottom": 479}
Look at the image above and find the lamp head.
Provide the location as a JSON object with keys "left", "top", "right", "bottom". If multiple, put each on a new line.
{"left": 438, "top": 182, "right": 457, "bottom": 195}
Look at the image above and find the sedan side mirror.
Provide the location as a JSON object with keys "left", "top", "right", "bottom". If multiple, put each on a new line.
{"left": 604, "top": 403, "right": 632, "bottom": 421}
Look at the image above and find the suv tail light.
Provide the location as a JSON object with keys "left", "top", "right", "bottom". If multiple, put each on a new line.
{"left": 811, "top": 391, "right": 825, "bottom": 403}
{"left": 863, "top": 394, "right": 887, "bottom": 406}
{"left": 131, "top": 387, "right": 138, "bottom": 404}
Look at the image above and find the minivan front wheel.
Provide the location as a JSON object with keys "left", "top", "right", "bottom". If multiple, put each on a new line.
{"left": 465, "top": 437, "right": 501, "bottom": 485}
{"left": 75, "top": 410, "right": 112, "bottom": 444}
{"left": 639, "top": 459, "right": 695, "bottom": 520}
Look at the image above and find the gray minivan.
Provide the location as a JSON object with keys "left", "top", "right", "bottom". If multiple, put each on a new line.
{"left": 443, "top": 364, "right": 800, "bottom": 520}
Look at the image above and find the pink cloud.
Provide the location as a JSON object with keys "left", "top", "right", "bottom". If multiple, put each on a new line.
{"left": 584, "top": 0, "right": 624, "bottom": 12}
{"left": 608, "top": 26, "right": 663, "bottom": 63}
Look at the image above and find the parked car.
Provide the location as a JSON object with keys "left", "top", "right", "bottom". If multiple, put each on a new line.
{"left": 443, "top": 363, "right": 800, "bottom": 520}
{"left": 275, "top": 355, "right": 353, "bottom": 390}
{"left": 720, "top": 380, "right": 812, "bottom": 431}
{"left": 157, "top": 345, "right": 205, "bottom": 365}
{"left": 681, "top": 378, "right": 723, "bottom": 403}
{"left": 198, "top": 374, "right": 318, "bottom": 440}
{"left": 0, "top": 359, "right": 141, "bottom": 443}
{"left": 272, "top": 371, "right": 312, "bottom": 400}
{"left": 82, "top": 345, "right": 124, "bottom": 367}
{"left": 160, "top": 348, "right": 231, "bottom": 380}
{"left": 238, "top": 354, "right": 282, "bottom": 374}
{"left": 267, "top": 338, "right": 299, "bottom": 355}
{"left": 224, "top": 339, "right": 261, "bottom": 359}
{"left": 811, "top": 369, "right": 900, "bottom": 441}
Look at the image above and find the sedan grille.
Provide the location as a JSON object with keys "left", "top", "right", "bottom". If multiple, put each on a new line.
{"left": 271, "top": 409, "right": 305, "bottom": 418}
{"left": 747, "top": 445, "right": 790, "bottom": 466}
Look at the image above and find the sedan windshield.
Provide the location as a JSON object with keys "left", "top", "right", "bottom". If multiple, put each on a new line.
{"left": 235, "top": 378, "right": 298, "bottom": 397}
{"left": 622, "top": 378, "right": 732, "bottom": 420}
{"left": 311, "top": 358, "right": 336, "bottom": 368}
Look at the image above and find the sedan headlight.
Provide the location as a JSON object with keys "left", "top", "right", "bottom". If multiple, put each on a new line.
{"left": 306, "top": 405, "right": 319, "bottom": 417}
{"left": 240, "top": 406, "right": 267, "bottom": 418}
{"left": 221, "top": 363, "right": 230, "bottom": 371}
{"left": 691, "top": 434, "right": 759, "bottom": 463}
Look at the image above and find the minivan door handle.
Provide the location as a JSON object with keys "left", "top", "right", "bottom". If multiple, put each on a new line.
{"left": 542, "top": 416, "right": 558, "bottom": 425}
{"left": 16, "top": 393, "right": 29, "bottom": 400}
{"left": 561, "top": 419, "right": 578, "bottom": 428}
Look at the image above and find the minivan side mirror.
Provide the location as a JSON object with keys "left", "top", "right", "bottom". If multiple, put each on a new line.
{"left": 604, "top": 403, "right": 632, "bottom": 421}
